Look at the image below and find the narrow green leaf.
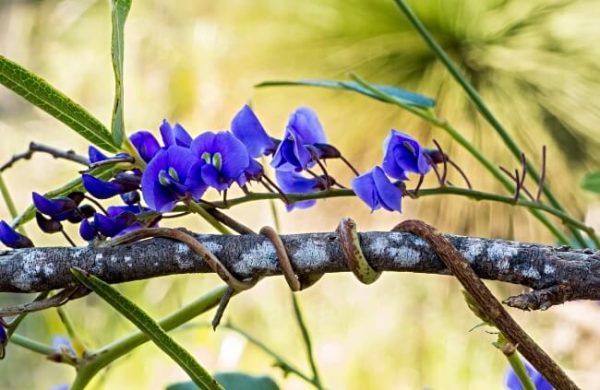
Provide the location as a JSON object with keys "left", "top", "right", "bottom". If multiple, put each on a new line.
{"left": 582, "top": 172, "right": 600, "bottom": 194}
{"left": 71, "top": 268, "right": 224, "bottom": 390}
{"left": 110, "top": 0, "right": 132, "bottom": 147}
{"left": 11, "top": 165, "right": 120, "bottom": 228}
{"left": 167, "top": 373, "right": 280, "bottom": 390}
{"left": 256, "top": 79, "right": 435, "bottom": 109}
{"left": 0, "top": 55, "right": 117, "bottom": 152}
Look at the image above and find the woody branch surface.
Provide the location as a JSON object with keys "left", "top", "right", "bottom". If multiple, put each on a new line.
{"left": 1, "top": 231, "right": 599, "bottom": 305}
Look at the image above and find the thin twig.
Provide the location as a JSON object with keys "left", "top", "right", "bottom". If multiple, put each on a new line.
{"left": 339, "top": 154, "right": 360, "bottom": 176}
{"left": 0, "top": 286, "right": 88, "bottom": 317}
{"left": 446, "top": 158, "right": 472, "bottom": 189}
{"left": 499, "top": 167, "right": 535, "bottom": 201}
{"left": 0, "top": 142, "right": 89, "bottom": 173}
{"left": 432, "top": 139, "right": 448, "bottom": 185}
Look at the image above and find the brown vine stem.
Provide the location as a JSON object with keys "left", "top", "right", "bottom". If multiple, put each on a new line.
{"left": 393, "top": 219, "right": 579, "bottom": 390}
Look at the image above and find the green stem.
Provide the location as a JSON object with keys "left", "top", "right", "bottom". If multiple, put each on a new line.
{"left": 71, "top": 285, "right": 228, "bottom": 389}
{"left": 188, "top": 201, "right": 232, "bottom": 235}
{"left": 222, "top": 322, "right": 316, "bottom": 386}
{"left": 10, "top": 333, "right": 79, "bottom": 366}
{"left": 349, "top": 74, "right": 572, "bottom": 245}
{"left": 56, "top": 306, "right": 87, "bottom": 356}
{"left": 0, "top": 173, "right": 26, "bottom": 235}
{"left": 267, "top": 202, "right": 324, "bottom": 389}
{"left": 291, "top": 294, "right": 324, "bottom": 390}
{"left": 497, "top": 334, "right": 536, "bottom": 390}
{"left": 212, "top": 187, "right": 591, "bottom": 239}
{"left": 392, "top": 0, "right": 590, "bottom": 248}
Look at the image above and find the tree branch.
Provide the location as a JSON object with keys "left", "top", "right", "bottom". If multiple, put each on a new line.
{"left": 1, "top": 231, "right": 599, "bottom": 310}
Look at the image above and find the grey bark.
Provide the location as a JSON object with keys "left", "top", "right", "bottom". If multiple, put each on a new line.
{"left": 1, "top": 231, "right": 599, "bottom": 304}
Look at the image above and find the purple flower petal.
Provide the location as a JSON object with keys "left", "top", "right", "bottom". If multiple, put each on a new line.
{"left": 288, "top": 107, "right": 326, "bottom": 144}
{"left": 352, "top": 166, "right": 402, "bottom": 212}
{"left": 160, "top": 120, "right": 193, "bottom": 148}
{"left": 382, "top": 130, "right": 430, "bottom": 179}
{"left": 82, "top": 174, "right": 124, "bottom": 199}
{"left": 94, "top": 212, "right": 136, "bottom": 237}
{"left": 141, "top": 146, "right": 201, "bottom": 212}
{"left": 191, "top": 131, "right": 249, "bottom": 190}
{"left": 32, "top": 192, "right": 78, "bottom": 221}
{"left": 275, "top": 170, "right": 320, "bottom": 211}
{"left": 0, "top": 220, "right": 34, "bottom": 249}
{"left": 231, "top": 105, "right": 276, "bottom": 158}
{"left": 130, "top": 131, "right": 161, "bottom": 162}
{"left": 88, "top": 146, "right": 109, "bottom": 163}
{"left": 505, "top": 361, "right": 552, "bottom": 390}
{"left": 79, "top": 219, "right": 97, "bottom": 241}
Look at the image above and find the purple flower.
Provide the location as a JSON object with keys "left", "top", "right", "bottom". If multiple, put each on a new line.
{"left": 0, "top": 324, "right": 7, "bottom": 359}
{"left": 52, "top": 336, "right": 76, "bottom": 357}
{"left": 79, "top": 218, "right": 97, "bottom": 241}
{"left": 271, "top": 107, "right": 327, "bottom": 172}
{"left": 505, "top": 361, "right": 552, "bottom": 390}
{"left": 93, "top": 211, "right": 137, "bottom": 237}
{"left": 237, "top": 159, "right": 265, "bottom": 187}
{"left": 88, "top": 146, "right": 109, "bottom": 163}
{"left": 275, "top": 170, "right": 324, "bottom": 211}
{"left": 130, "top": 130, "right": 161, "bottom": 163}
{"left": 231, "top": 105, "right": 277, "bottom": 158}
{"left": 382, "top": 130, "right": 430, "bottom": 180}
{"left": 190, "top": 131, "right": 250, "bottom": 191}
{"left": 141, "top": 146, "right": 207, "bottom": 212}
{"left": 351, "top": 166, "right": 402, "bottom": 212}
{"left": 0, "top": 220, "right": 33, "bottom": 249}
{"left": 160, "top": 119, "right": 193, "bottom": 148}
{"left": 35, "top": 212, "right": 63, "bottom": 234}
{"left": 32, "top": 192, "right": 83, "bottom": 221}
{"left": 82, "top": 172, "right": 140, "bottom": 199}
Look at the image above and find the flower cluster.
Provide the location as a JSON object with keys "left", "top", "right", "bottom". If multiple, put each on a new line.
{"left": 0, "top": 105, "right": 443, "bottom": 248}
{"left": 351, "top": 130, "right": 434, "bottom": 212}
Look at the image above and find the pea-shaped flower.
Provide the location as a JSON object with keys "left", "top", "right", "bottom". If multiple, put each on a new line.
{"left": 190, "top": 131, "right": 250, "bottom": 191}
{"left": 32, "top": 192, "right": 83, "bottom": 221}
{"left": 0, "top": 220, "right": 34, "bottom": 249}
{"left": 271, "top": 107, "right": 327, "bottom": 172}
{"left": 82, "top": 172, "right": 141, "bottom": 199}
{"left": 141, "top": 146, "right": 207, "bottom": 212}
{"left": 351, "top": 166, "right": 402, "bottom": 212}
{"left": 231, "top": 105, "right": 277, "bottom": 158}
{"left": 275, "top": 170, "right": 323, "bottom": 211}
{"left": 129, "top": 130, "right": 161, "bottom": 163}
{"left": 382, "top": 130, "right": 431, "bottom": 180}
{"left": 160, "top": 119, "right": 193, "bottom": 148}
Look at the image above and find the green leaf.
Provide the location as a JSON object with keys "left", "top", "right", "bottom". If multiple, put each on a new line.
{"left": 110, "top": 0, "right": 132, "bottom": 147}
{"left": 256, "top": 79, "right": 435, "bottom": 109}
{"left": 71, "top": 268, "right": 224, "bottom": 390}
{"left": 11, "top": 165, "right": 120, "bottom": 228}
{"left": 167, "top": 373, "right": 280, "bottom": 390}
{"left": 0, "top": 55, "right": 118, "bottom": 152}
{"left": 582, "top": 171, "right": 600, "bottom": 194}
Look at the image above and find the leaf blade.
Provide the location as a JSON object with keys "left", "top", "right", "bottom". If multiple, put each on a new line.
{"left": 582, "top": 171, "right": 600, "bottom": 194}
{"left": 0, "top": 55, "right": 117, "bottom": 152}
{"left": 110, "top": 0, "right": 132, "bottom": 147}
{"left": 71, "top": 268, "right": 223, "bottom": 390}
{"left": 256, "top": 79, "right": 435, "bottom": 109}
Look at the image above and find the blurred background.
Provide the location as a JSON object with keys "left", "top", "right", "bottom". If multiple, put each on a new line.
{"left": 1, "top": 0, "right": 599, "bottom": 388}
